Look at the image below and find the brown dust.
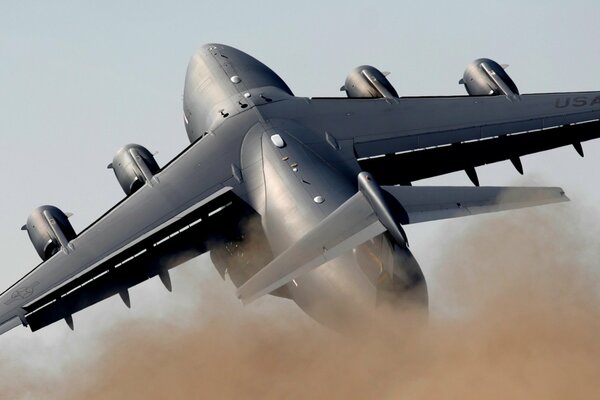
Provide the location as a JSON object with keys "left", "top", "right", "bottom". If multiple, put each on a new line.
{"left": 1, "top": 207, "right": 599, "bottom": 399}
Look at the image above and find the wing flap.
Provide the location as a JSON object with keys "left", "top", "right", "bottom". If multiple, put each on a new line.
{"left": 22, "top": 194, "right": 247, "bottom": 332}
{"left": 360, "top": 120, "right": 600, "bottom": 184}
{"left": 0, "top": 189, "right": 246, "bottom": 334}
{"left": 25, "top": 227, "right": 206, "bottom": 331}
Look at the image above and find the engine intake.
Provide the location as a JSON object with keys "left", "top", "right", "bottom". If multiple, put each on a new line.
{"left": 342, "top": 65, "right": 398, "bottom": 98}
{"left": 108, "top": 144, "right": 160, "bottom": 196}
{"left": 460, "top": 58, "right": 519, "bottom": 98}
{"left": 22, "top": 206, "right": 76, "bottom": 261}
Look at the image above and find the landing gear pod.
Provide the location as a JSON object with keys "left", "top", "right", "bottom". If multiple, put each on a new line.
{"left": 108, "top": 144, "right": 160, "bottom": 196}
{"left": 341, "top": 65, "right": 398, "bottom": 98}
{"left": 460, "top": 58, "right": 519, "bottom": 98}
{"left": 22, "top": 206, "right": 76, "bottom": 261}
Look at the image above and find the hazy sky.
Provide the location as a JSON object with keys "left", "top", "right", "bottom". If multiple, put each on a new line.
{"left": 1, "top": 0, "right": 599, "bottom": 347}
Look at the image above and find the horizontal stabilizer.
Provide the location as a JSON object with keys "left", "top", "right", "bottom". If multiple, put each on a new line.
{"left": 238, "top": 182, "right": 567, "bottom": 303}
{"left": 383, "top": 185, "right": 568, "bottom": 224}
{"left": 237, "top": 191, "right": 386, "bottom": 303}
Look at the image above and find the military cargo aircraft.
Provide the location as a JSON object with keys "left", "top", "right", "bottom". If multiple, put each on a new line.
{"left": 1, "top": 43, "right": 599, "bottom": 334}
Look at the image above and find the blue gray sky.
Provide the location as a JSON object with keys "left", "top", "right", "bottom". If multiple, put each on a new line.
{"left": 1, "top": 0, "right": 599, "bottom": 351}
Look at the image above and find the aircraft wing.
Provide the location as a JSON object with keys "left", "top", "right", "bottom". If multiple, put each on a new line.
{"left": 264, "top": 92, "right": 600, "bottom": 184}
{"left": 0, "top": 140, "right": 246, "bottom": 335}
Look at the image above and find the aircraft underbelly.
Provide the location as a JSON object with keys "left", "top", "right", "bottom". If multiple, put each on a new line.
{"left": 241, "top": 125, "right": 380, "bottom": 323}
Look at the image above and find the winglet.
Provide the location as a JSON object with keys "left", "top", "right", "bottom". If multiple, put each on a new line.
{"left": 107, "top": 163, "right": 113, "bottom": 169}
{"left": 340, "top": 85, "right": 346, "bottom": 92}
{"left": 21, "top": 225, "right": 27, "bottom": 231}
{"left": 458, "top": 78, "right": 465, "bottom": 85}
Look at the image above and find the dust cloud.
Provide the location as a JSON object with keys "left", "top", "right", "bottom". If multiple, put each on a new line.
{"left": 2, "top": 206, "right": 600, "bottom": 399}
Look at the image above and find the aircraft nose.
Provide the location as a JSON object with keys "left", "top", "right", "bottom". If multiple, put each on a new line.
{"left": 196, "top": 43, "right": 294, "bottom": 96}
{"left": 199, "top": 43, "right": 260, "bottom": 65}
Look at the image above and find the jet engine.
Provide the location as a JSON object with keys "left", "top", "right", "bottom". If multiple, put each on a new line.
{"left": 460, "top": 58, "right": 519, "bottom": 97}
{"left": 108, "top": 144, "right": 160, "bottom": 196}
{"left": 341, "top": 65, "right": 398, "bottom": 98}
{"left": 22, "top": 206, "right": 76, "bottom": 261}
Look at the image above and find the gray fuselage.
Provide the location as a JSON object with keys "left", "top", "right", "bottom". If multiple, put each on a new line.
{"left": 182, "top": 44, "right": 426, "bottom": 325}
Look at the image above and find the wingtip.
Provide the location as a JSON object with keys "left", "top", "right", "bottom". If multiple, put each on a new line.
{"left": 237, "top": 293, "right": 255, "bottom": 306}
{"left": 236, "top": 284, "right": 260, "bottom": 305}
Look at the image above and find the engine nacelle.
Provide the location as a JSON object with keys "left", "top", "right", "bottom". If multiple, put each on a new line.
{"left": 342, "top": 65, "right": 398, "bottom": 98}
{"left": 22, "top": 206, "right": 76, "bottom": 261}
{"left": 108, "top": 144, "right": 160, "bottom": 196}
{"left": 460, "top": 58, "right": 519, "bottom": 97}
